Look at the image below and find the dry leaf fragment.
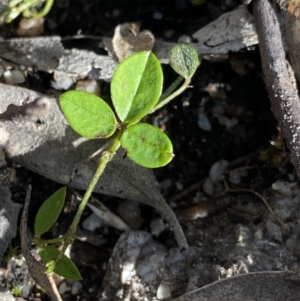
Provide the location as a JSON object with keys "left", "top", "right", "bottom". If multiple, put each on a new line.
{"left": 173, "top": 271, "right": 300, "bottom": 301}
{"left": 111, "top": 23, "right": 155, "bottom": 61}
{"left": 192, "top": 5, "right": 258, "bottom": 55}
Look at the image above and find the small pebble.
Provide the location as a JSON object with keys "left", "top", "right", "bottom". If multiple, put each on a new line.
{"left": 4, "top": 69, "right": 25, "bottom": 85}
{"left": 203, "top": 177, "right": 214, "bottom": 196}
{"left": 206, "top": 83, "right": 226, "bottom": 99}
{"left": 150, "top": 218, "right": 167, "bottom": 237}
{"left": 21, "top": 285, "right": 30, "bottom": 298}
{"left": 58, "top": 282, "right": 70, "bottom": 294}
{"left": 71, "top": 281, "right": 83, "bottom": 295}
{"left": 82, "top": 213, "right": 102, "bottom": 231}
{"left": 175, "top": 181, "right": 183, "bottom": 191}
{"left": 153, "top": 11, "right": 163, "bottom": 20}
{"left": 254, "top": 228, "right": 263, "bottom": 240}
{"left": 235, "top": 224, "right": 252, "bottom": 243}
{"left": 13, "top": 256, "right": 25, "bottom": 267}
{"left": 157, "top": 281, "right": 171, "bottom": 300}
{"left": 198, "top": 113, "right": 211, "bottom": 131}
{"left": 209, "top": 159, "right": 228, "bottom": 183}
{"left": 271, "top": 180, "right": 299, "bottom": 197}
{"left": 17, "top": 17, "right": 44, "bottom": 36}
{"left": 53, "top": 72, "right": 74, "bottom": 90}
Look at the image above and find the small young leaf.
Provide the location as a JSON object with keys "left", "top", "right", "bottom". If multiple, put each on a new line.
{"left": 39, "top": 246, "right": 82, "bottom": 280}
{"left": 121, "top": 123, "right": 174, "bottom": 168}
{"left": 169, "top": 44, "right": 200, "bottom": 79}
{"left": 60, "top": 90, "right": 117, "bottom": 139}
{"left": 34, "top": 187, "right": 66, "bottom": 236}
{"left": 111, "top": 51, "right": 163, "bottom": 123}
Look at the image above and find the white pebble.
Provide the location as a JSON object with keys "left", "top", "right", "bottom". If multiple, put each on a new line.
{"left": 14, "top": 256, "right": 25, "bottom": 267}
{"left": 157, "top": 281, "right": 171, "bottom": 300}
{"left": 4, "top": 69, "right": 25, "bottom": 85}
{"left": 254, "top": 228, "right": 263, "bottom": 240}
{"left": 209, "top": 159, "right": 228, "bottom": 183}
{"left": 235, "top": 224, "right": 252, "bottom": 243}
{"left": 271, "top": 180, "right": 299, "bottom": 196}
{"left": 150, "top": 218, "right": 167, "bottom": 237}
{"left": 58, "top": 282, "right": 70, "bottom": 294}
{"left": 198, "top": 113, "right": 211, "bottom": 131}
{"left": 203, "top": 177, "right": 214, "bottom": 196}
{"left": 82, "top": 213, "right": 102, "bottom": 231}
{"left": 53, "top": 71, "right": 74, "bottom": 90}
{"left": 71, "top": 281, "right": 83, "bottom": 295}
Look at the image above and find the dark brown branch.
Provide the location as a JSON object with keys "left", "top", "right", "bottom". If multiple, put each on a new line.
{"left": 253, "top": 0, "right": 300, "bottom": 177}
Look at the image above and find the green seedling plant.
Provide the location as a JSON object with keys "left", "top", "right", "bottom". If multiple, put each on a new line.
{"left": 2, "top": 0, "right": 54, "bottom": 22}
{"left": 11, "top": 285, "right": 23, "bottom": 297}
{"left": 32, "top": 44, "right": 200, "bottom": 280}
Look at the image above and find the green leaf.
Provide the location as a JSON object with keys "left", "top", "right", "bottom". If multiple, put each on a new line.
{"left": 169, "top": 44, "right": 200, "bottom": 79}
{"left": 121, "top": 123, "right": 174, "bottom": 168}
{"left": 34, "top": 187, "right": 66, "bottom": 236}
{"left": 39, "top": 246, "right": 82, "bottom": 280}
{"left": 111, "top": 51, "right": 163, "bottom": 123}
{"left": 60, "top": 90, "right": 117, "bottom": 139}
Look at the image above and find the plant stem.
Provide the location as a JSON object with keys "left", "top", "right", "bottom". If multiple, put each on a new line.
{"left": 34, "top": 236, "right": 65, "bottom": 245}
{"left": 159, "top": 75, "right": 184, "bottom": 102}
{"left": 151, "top": 77, "right": 191, "bottom": 113}
{"left": 61, "top": 132, "right": 122, "bottom": 254}
{"left": 24, "top": 0, "right": 54, "bottom": 18}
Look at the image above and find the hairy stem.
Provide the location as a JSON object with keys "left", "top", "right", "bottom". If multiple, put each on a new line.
{"left": 151, "top": 77, "right": 191, "bottom": 113}
{"left": 159, "top": 75, "right": 184, "bottom": 103}
{"left": 24, "top": 0, "right": 54, "bottom": 18}
{"left": 33, "top": 236, "right": 65, "bottom": 245}
{"left": 61, "top": 132, "right": 122, "bottom": 253}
